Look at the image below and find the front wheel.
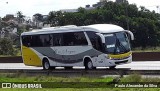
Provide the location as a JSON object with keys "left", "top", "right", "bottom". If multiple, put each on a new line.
{"left": 43, "top": 59, "right": 51, "bottom": 70}
{"left": 85, "top": 60, "right": 94, "bottom": 70}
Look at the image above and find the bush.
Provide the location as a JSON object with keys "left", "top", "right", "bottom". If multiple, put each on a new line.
{"left": 0, "top": 38, "right": 16, "bottom": 55}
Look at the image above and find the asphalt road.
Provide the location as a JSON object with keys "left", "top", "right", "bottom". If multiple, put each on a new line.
{"left": 0, "top": 61, "right": 159, "bottom": 70}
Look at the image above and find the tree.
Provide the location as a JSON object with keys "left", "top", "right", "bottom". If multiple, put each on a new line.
{"left": 0, "top": 38, "right": 15, "bottom": 55}
{"left": 47, "top": 11, "right": 64, "bottom": 26}
{"left": 33, "top": 13, "right": 44, "bottom": 28}
{"left": 33, "top": 13, "right": 43, "bottom": 22}
{"left": 47, "top": 11, "right": 57, "bottom": 26}
{"left": 17, "top": 11, "right": 25, "bottom": 23}
{"left": 46, "top": 1, "right": 160, "bottom": 48}
{"left": 78, "top": 7, "right": 86, "bottom": 13}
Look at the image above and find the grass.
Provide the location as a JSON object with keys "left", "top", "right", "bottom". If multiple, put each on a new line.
{"left": 0, "top": 72, "right": 160, "bottom": 82}
{"left": 0, "top": 73, "right": 159, "bottom": 90}
{"left": 0, "top": 73, "right": 113, "bottom": 82}
{"left": 121, "top": 74, "right": 160, "bottom": 82}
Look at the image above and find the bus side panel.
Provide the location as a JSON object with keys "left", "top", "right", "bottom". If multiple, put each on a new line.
{"left": 22, "top": 46, "right": 42, "bottom": 66}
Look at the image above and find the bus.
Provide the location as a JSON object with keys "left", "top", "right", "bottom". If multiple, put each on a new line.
{"left": 20, "top": 24, "right": 134, "bottom": 70}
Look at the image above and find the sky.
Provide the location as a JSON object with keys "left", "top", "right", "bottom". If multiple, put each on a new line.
{"left": 0, "top": 0, "right": 160, "bottom": 18}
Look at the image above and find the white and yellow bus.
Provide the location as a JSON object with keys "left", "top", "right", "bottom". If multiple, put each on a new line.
{"left": 21, "top": 24, "right": 134, "bottom": 70}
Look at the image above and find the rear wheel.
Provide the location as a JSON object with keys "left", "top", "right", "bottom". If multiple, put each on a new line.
{"left": 43, "top": 59, "right": 51, "bottom": 70}
{"left": 85, "top": 60, "right": 93, "bottom": 70}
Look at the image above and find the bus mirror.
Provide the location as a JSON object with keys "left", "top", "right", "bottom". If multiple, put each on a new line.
{"left": 125, "top": 30, "right": 134, "bottom": 40}
{"left": 96, "top": 33, "right": 105, "bottom": 43}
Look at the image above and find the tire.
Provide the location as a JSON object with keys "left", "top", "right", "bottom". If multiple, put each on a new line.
{"left": 85, "top": 60, "right": 93, "bottom": 70}
{"left": 43, "top": 59, "right": 51, "bottom": 70}
{"left": 109, "top": 66, "right": 116, "bottom": 69}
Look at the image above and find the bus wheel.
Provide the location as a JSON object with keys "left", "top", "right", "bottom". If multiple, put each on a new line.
{"left": 85, "top": 60, "right": 93, "bottom": 70}
{"left": 43, "top": 59, "right": 51, "bottom": 70}
{"left": 109, "top": 66, "right": 116, "bottom": 69}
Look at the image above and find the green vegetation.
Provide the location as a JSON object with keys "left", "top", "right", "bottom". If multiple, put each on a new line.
{"left": 0, "top": 73, "right": 113, "bottom": 82}
{"left": 0, "top": 11, "right": 31, "bottom": 56}
{"left": 47, "top": 1, "right": 160, "bottom": 49}
{"left": 0, "top": 38, "right": 16, "bottom": 56}
{"left": 0, "top": 73, "right": 159, "bottom": 90}
{"left": 0, "top": 25, "right": 27, "bottom": 56}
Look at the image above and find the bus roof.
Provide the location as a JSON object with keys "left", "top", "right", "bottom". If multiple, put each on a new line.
{"left": 83, "top": 24, "right": 124, "bottom": 33}
{"left": 21, "top": 24, "right": 124, "bottom": 36}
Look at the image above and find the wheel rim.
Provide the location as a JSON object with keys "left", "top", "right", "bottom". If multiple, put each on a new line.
{"left": 87, "top": 61, "right": 93, "bottom": 69}
{"left": 44, "top": 61, "right": 49, "bottom": 69}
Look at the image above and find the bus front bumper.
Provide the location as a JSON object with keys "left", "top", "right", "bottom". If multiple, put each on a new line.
{"left": 106, "top": 53, "right": 132, "bottom": 66}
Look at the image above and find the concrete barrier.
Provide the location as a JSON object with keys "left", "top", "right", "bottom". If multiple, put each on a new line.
{"left": 0, "top": 52, "right": 159, "bottom": 63}
{"left": 0, "top": 56, "right": 22, "bottom": 63}
{"left": 133, "top": 52, "right": 160, "bottom": 61}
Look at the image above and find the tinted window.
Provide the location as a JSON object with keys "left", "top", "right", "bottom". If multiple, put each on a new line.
{"left": 30, "top": 35, "right": 43, "bottom": 47}
{"left": 22, "top": 34, "right": 53, "bottom": 47}
{"left": 22, "top": 36, "right": 31, "bottom": 47}
{"left": 22, "top": 32, "right": 88, "bottom": 47}
{"left": 74, "top": 32, "right": 88, "bottom": 45}
{"left": 39, "top": 34, "right": 52, "bottom": 47}
{"left": 104, "top": 34, "right": 116, "bottom": 53}
{"left": 63, "top": 32, "right": 88, "bottom": 46}
{"left": 104, "top": 32, "right": 131, "bottom": 54}
{"left": 86, "top": 31, "right": 103, "bottom": 51}
{"left": 52, "top": 33, "right": 63, "bottom": 46}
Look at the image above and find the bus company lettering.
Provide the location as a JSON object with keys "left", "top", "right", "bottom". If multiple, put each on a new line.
{"left": 12, "top": 83, "right": 42, "bottom": 88}
{"left": 55, "top": 49, "right": 76, "bottom": 54}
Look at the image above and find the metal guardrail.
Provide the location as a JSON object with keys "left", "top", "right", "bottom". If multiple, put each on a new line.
{"left": 0, "top": 52, "right": 160, "bottom": 63}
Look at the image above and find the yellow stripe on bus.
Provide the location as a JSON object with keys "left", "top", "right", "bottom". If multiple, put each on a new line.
{"left": 108, "top": 51, "right": 132, "bottom": 60}
{"left": 22, "top": 46, "right": 42, "bottom": 66}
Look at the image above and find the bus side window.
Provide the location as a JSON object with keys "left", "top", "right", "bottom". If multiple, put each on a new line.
{"left": 63, "top": 32, "right": 75, "bottom": 46}
{"left": 53, "top": 33, "right": 63, "bottom": 46}
{"left": 74, "top": 32, "right": 88, "bottom": 45}
{"left": 39, "top": 34, "right": 52, "bottom": 47}
{"left": 22, "top": 36, "right": 26, "bottom": 46}
{"left": 31, "top": 35, "right": 40, "bottom": 47}
{"left": 22, "top": 36, "right": 31, "bottom": 47}
{"left": 62, "top": 32, "right": 88, "bottom": 46}
{"left": 86, "top": 31, "right": 103, "bottom": 52}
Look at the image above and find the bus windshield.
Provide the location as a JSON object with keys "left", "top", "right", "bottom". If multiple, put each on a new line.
{"left": 104, "top": 32, "right": 131, "bottom": 54}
